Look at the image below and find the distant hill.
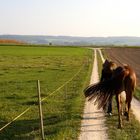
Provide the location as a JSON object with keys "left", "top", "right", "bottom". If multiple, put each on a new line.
{"left": 0, "top": 35, "right": 140, "bottom": 46}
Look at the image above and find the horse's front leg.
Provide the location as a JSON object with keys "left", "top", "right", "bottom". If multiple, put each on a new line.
{"left": 116, "top": 94, "right": 123, "bottom": 128}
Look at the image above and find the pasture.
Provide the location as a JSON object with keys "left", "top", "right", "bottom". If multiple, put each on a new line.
{"left": 0, "top": 45, "right": 92, "bottom": 139}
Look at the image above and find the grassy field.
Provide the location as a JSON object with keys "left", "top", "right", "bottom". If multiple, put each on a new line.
{"left": 98, "top": 49, "right": 140, "bottom": 140}
{"left": 0, "top": 45, "right": 92, "bottom": 139}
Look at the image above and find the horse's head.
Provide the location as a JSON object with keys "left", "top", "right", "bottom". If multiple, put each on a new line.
{"left": 101, "top": 59, "right": 117, "bottom": 82}
{"left": 103, "top": 59, "right": 110, "bottom": 68}
{"left": 103, "top": 59, "right": 117, "bottom": 72}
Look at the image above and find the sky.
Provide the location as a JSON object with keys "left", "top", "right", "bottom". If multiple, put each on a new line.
{"left": 0, "top": 0, "right": 140, "bottom": 37}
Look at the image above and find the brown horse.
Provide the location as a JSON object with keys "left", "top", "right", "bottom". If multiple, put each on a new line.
{"left": 84, "top": 59, "right": 136, "bottom": 128}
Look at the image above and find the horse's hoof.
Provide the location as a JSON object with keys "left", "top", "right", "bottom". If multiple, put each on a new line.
{"left": 124, "top": 112, "right": 130, "bottom": 121}
{"left": 108, "top": 112, "right": 113, "bottom": 116}
{"left": 118, "top": 124, "right": 123, "bottom": 129}
{"left": 127, "top": 117, "right": 130, "bottom": 121}
{"left": 124, "top": 111, "right": 128, "bottom": 117}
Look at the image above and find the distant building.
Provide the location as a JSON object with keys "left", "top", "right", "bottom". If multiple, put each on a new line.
{"left": 49, "top": 42, "right": 52, "bottom": 46}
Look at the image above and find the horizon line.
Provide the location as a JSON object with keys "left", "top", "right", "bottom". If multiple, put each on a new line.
{"left": 0, "top": 34, "right": 140, "bottom": 38}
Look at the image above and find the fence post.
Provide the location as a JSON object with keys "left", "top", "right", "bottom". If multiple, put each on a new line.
{"left": 37, "top": 80, "right": 45, "bottom": 140}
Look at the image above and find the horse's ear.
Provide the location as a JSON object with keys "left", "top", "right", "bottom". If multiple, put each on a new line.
{"left": 106, "top": 59, "right": 111, "bottom": 63}
{"left": 103, "top": 59, "right": 109, "bottom": 67}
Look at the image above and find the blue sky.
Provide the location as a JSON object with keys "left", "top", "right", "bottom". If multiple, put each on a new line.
{"left": 0, "top": 0, "right": 140, "bottom": 37}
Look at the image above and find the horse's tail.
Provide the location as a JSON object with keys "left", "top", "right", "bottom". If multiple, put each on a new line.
{"left": 84, "top": 81, "right": 115, "bottom": 109}
{"left": 84, "top": 66, "right": 126, "bottom": 109}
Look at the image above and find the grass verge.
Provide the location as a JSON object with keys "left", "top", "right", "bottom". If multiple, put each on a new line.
{"left": 134, "top": 87, "right": 140, "bottom": 101}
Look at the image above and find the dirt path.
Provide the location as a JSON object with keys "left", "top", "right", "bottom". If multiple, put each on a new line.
{"left": 99, "top": 49, "right": 140, "bottom": 124}
{"left": 98, "top": 49, "right": 105, "bottom": 63}
{"left": 79, "top": 49, "right": 108, "bottom": 140}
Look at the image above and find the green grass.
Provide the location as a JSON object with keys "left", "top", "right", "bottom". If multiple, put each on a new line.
{"left": 98, "top": 49, "right": 140, "bottom": 140}
{"left": 0, "top": 45, "right": 92, "bottom": 139}
{"left": 106, "top": 100, "right": 140, "bottom": 140}
{"left": 134, "top": 87, "right": 140, "bottom": 101}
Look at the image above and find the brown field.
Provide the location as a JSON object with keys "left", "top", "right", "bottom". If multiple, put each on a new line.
{"left": 105, "top": 47, "right": 140, "bottom": 86}
{"left": 0, "top": 39, "right": 25, "bottom": 44}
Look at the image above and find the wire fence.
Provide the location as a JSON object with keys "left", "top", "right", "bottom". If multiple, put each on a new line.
{"left": 0, "top": 59, "right": 90, "bottom": 139}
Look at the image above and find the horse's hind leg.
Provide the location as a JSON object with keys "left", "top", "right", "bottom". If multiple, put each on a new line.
{"left": 125, "top": 91, "right": 132, "bottom": 121}
{"left": 124, "top": 100, "right": 128, "bottom": 117}
{"left": 116, "top": 94, "right": 123, "bottom": 128}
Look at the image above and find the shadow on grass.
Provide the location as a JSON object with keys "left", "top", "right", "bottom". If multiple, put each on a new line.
{"left": 0, "top": 113, "right": 74, "bottom": 140}
{"left": 21, "top": 101, "right": 38, "bottom": 106}
{"left": 0, "top": 118, "right": 39, "bottom": 140}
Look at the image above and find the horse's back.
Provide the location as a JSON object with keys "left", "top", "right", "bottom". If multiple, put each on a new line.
{"left": 124, "top": 65, "right": 136, "bottom": 92}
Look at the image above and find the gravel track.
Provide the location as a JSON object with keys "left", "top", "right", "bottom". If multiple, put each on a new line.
{"left": 79, "top": 49, "right": 108, "bottom": 140}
